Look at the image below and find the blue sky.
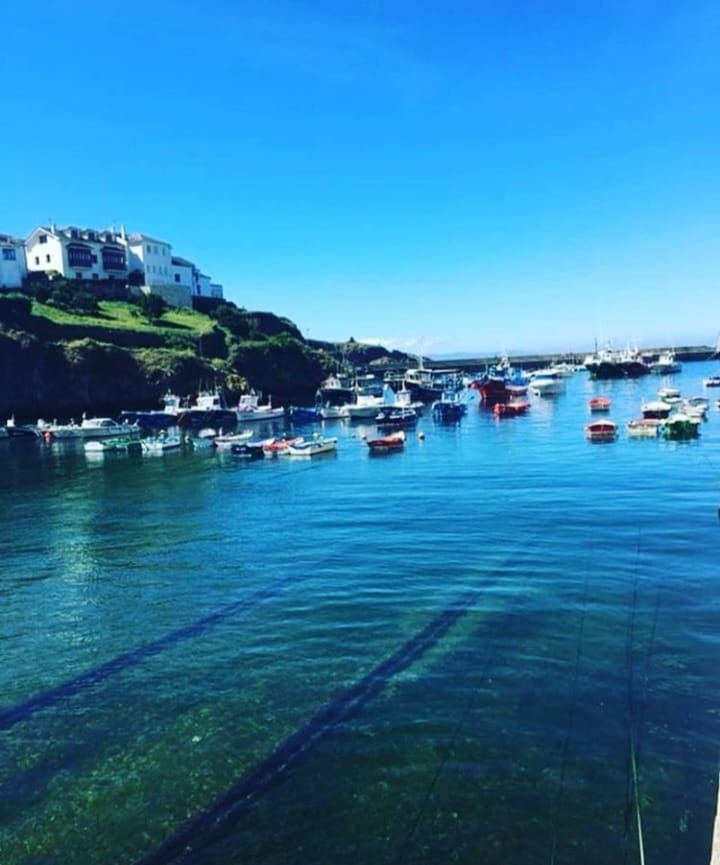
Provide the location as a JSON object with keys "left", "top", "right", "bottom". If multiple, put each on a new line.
{"left": 2, "top": 1, "right": 719, "bottom": 356}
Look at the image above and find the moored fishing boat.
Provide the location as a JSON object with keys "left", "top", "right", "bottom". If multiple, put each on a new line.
{"left": 262, "top": 435, "right": 304, "bottom": 455}
{"left": 213, "top": 429, "right": 254, "bottom": 449}
{"left": 141, "top": 433, "right": 183, "bottom": 453}
{"left": 585, "top": 420, "right": 618, "bottom": 442}
{"left": 660, "top": 412, "right": 701, "bottom": 440}
{"left": 119, "top": 392, "right": 182, "bottom": 430}
{"left": 234, "top": 391, "right": 285, "bottom": 422}
{"left": 84, "top": 436, "right": 142, "bottom": 454}
{"left": 529, "top": 368, "right": 566, "bottom": 396}
{"left": 283, "top": 435, "right": 338, "bottom": 457}
{"left": 176, "top": 390, "right": 237, "bottom": 429}
{"left": 649, "top": 350, "right": 682, "bottom": 374}
{"left": 493, "top": 400, "right": 530, "bottom": 417}
{"left": 432, "top": 391, "right": 467, "bottom": 422}
{"left": 588, "top": 396, "right": 611, "bottom": 412}
{"left": 375, "top": 406, "right": 418, "bottom": 428}
{"left": 626, "top": 418, "right": 661, "bottom": 438}
{"left": 38, "top": 415, "right": 141, "bottom": 442}
{"left": 641, "top": 400, "right": 672, "bottom": 419}
{"left": 366, "top": 430, "right": 406, "bottom": 453}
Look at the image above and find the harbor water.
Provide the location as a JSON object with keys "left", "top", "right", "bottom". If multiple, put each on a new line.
{"left": 2, "top": 363, "right": 720, "bottom": 865}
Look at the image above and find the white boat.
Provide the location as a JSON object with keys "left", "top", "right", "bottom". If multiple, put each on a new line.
{"left": 626, "top": 418, "right": 661, "bottom": 439}
{"left": 283, "top": 435, "right": 338, "bottom": 457}
{"left": 141, "top": 434, "right": 183, "bottom": 453}
{"left": 234, "top": 391, "right": 285, "bottom": 422}
{"left": 529, "top": 368, "right": 566, "bottom": 395}
{"left": 657, "top": 386, "right": 681, "bottom": 403}
{"left": 318, "top": 403, "right": 349, "bottom": 420}
{"left": 641, "top": 400, "right": 672, "bottom": 419}
{"left": 344, "top": 389, "right": 386, "bottom": 420}
{"left": 84, "top": 436, "right": 142, "bottom": 453}
{"left": 703, "top": 375, "right": 720, "bottom": 387}
{"left": 213, "top": 429, "right": 254, "bottom": 449}
{"left": 649, "top": 350, "right": 682, "bottom": 374}
{"left": 680, "top": 396, "right": 709, "bottom": 419}
{"left": 38, "top": 415, "right": 141, "bottom": 441}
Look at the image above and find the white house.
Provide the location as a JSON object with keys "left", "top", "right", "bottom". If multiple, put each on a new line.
{"left": 0, "top": 233, "right": 28, "bottom": 289}
{"left": 171, "top": 255, "right": 195, "bottom": 291}
{"left": 25, "top": 225, "right": 128, "bottom": 282}
{"left": 121, "top": 231, "right": 173, "bottom": 288}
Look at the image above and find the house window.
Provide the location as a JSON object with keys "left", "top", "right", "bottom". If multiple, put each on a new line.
{"left": 76, "top": 272, "right": 82, "bottom": 279}
{"left": 34, "top": 256, "right": 40, "bottom": 265}
{"left": 68, "top": 243, "right": 93, "bottom": 268}
{"left": 45, "top": 254, "right": 51, "bottom": 263}
{"left": 39, "top": 234, "right": 47, "bottom": 244}
{"left": 174, "top": 274, "right": 180, "bottom": 283}
{"left": 102, "top": 247, "right": 126, "bottom": 271}
{"left": 92, "top": 273, "right": 99, "bottom": 279}
{"left": 146, "top": 245, "right": 151, "bottom": 254}
{"left": 91, "top": 254, "right": 97, "bottom": 264}
{"left": 2, "top": 247, "right": 16, "bottom": 261}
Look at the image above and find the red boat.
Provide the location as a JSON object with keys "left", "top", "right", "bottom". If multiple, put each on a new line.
{"left": 493, "top": 401, "right": 530, "bottom": 417}
{"left": 589, "top": 396, "right": 611, "bottom": 412}
{"left": 262, "top": 435, "right": 304, "bottom": 455}
{"left": 585, "top": 420, "right": 617, "bottom": 442}
{"left": 366, "top": 430, "right": 406, "bottom": 453}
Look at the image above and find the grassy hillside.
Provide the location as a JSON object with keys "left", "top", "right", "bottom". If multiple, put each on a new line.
{"left": 30, "top": 299, "right": 217, "bottom": 337}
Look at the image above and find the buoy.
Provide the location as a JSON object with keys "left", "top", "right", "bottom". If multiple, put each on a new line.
{"left": 43, "top": 430, "right": 53, "bottom": 443}
{"left": 418, "top": 431, "right": 425, "bottom": 440}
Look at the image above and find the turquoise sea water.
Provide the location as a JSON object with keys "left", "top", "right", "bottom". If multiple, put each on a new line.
{"left": 1, "top": 363, "right": 719, "bottom": 865}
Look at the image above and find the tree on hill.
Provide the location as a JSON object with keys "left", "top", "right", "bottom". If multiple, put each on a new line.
{"left": 138, "top": 292, "right": 167, "bottom": 322}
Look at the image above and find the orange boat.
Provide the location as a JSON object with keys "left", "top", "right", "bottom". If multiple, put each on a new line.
{"left": 589, "top": 396, "right": 611, "bottom": 412}
{"left": 366, "top": 430, "right": 406, "bottom": 453}
{"left": 493, "top": 401, "right": 530, "bottom": 417}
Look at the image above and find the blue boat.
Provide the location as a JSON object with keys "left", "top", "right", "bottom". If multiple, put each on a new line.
{"left": 432, "top": 392, "right": 468, "bottom": 422}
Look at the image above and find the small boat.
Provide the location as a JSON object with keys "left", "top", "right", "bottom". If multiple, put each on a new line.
{"left": 262, "top": 435, "right": 304, "bottom": 455}
{"left": 141, "top": 434, "right": 183, "bottom": 453}
{"left": 585, "top": 420, "right": 618, "bottom": 442}
{"left": 703, "top": 375, "right": 720, "bottom": 387}
{"left": 375, "top": 406, "right": 419, "bottom": 428}
{"left": 214, "top": 430, "right": 254, "bottom": 449}
{"left": 588, "top": 397, "right": 611, "bottom": 412}
{"left": 283, "top": 435, "right": 338, "bottom": 457}
{"left": 5, "top": 418, "right": 40, "bottom": 439}
{"left": 366, "top": 430, "right": 406, "bottom": 453}
{"left": 657, "top": 386, "right": 681, "bottom": 402}
{"left": 681, "top": 396, "right": 709, "bottom": 418}
{"left": 641, "top": 400, "right": 672, "bottom": 419}
{"left": 626, "top": 418, "right": 661, "bottom": 439}
{"left": 660, "top": 413, "right": 701, "bottom": 440}
{"left": 84, "top": 437, "right": 142, "bottom": 453}
{"left": 493, "top": 400, "right": 530, "bottom": 417}
{"left": 529, "top": 368, "right": 566, "bottom": 396}
{"left": 230, "top": 441, "right": 266, "bottom": 459}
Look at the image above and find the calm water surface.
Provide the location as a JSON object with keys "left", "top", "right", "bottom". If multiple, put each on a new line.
{"left": 2, "top": 364, "right": 720, "bottom": 864}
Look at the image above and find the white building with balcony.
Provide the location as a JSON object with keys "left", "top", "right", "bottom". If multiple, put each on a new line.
{"left": 25, "top": 225, "right": 128, "bottom": 282}
{"left": 0, "top": 233, "right": 28, "bottom": 289}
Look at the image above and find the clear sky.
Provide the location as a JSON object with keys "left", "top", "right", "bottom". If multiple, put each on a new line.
{"left": 2, "top": 1, "right": 719, "bottom": 357}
